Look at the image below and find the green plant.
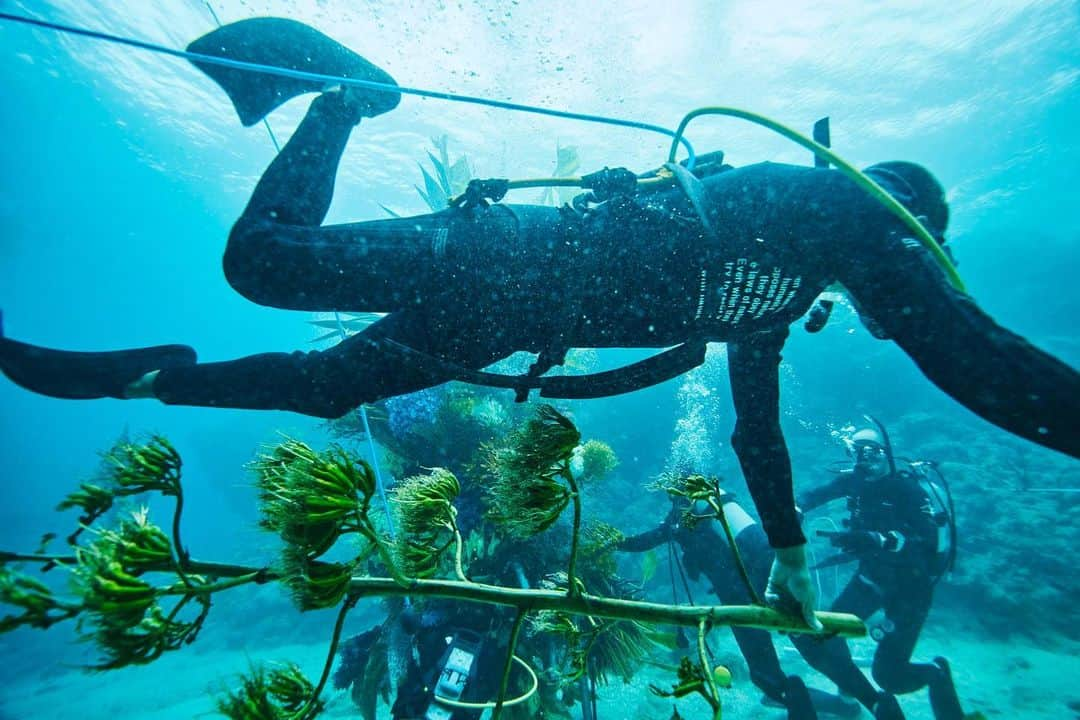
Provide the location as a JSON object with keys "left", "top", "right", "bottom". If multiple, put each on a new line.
{"left": 417, "top": 134, "right": 472, "bottom": 211}
{"left": 538, "top": 143, "right": 581, "bottom": 206}
{"left": 390, "top": 467, "right": 464, "bottom": 579}
{"left": 0, "top": 417, "right": 863, "bottom": 720}
{"left": 659, "top": 471, "right": 763, "bottom": 606}
{"left": 215, "top": 662, "right": 323, "bottom": 720}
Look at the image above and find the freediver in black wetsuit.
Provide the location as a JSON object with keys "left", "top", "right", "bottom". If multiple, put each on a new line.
{"left": 792, "top": 424, "right": 967, "bottom": 720}
{"left": 2, "top": 18, "right": 1078, "bottom": 624}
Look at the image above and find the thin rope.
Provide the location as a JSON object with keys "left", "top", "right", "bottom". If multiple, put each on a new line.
{"left": 202, "top": 2, "right": 281, "bottom": 151}
{"left": 0, "top": 11, "right": 695, "bottom": 163}
{"left": 334, "top": 313, "right": 397, "bottom": 540}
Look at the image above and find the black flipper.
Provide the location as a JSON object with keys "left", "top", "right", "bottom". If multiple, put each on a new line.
{"left": 872, "top": 693, "right": 905, "bottom": 720}
{"left": 806, "top": 688, "right": 861, "bottom": 718}
{"left": 187, "top": 17, "right": 400, "bottom": 126}
{"left": 0, "top": 326, "right": 196, "bottom": 400}
{"left": 783, "top": 675, "right": 819, "bottom": 720}
{"left": 928, "top": 658, "right": 965, "bottom": 720}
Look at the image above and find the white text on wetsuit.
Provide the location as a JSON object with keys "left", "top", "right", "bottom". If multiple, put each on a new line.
{"left": 696, "top": 259, "right": 802, "bottom": 325}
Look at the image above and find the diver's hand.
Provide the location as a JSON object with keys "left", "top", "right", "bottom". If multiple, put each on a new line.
{"left": 766, "top": 545, "right": 824, "bottom": 632}
{"left": 833, "top": 530, "right": 887, "bottom": 554}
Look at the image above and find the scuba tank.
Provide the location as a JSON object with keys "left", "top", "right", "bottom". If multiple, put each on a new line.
{"left": 906, "top": 459, "right": 958, "bottom": 582}
{"left": 423, "top": 630, "right": 485, "bottom": 720}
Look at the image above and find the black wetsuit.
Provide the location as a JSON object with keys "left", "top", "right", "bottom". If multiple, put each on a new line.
{"left": 792, "top": 466, "right": 959, "bottom": 718}
{"left": 620, "top": 499, "right": 846, "bottom": 718}
{"left": 53, "top": 89, "right": 1080, "bottom": 549}
{"left": 622, "top": 501, "right": 788, "bottom": 696}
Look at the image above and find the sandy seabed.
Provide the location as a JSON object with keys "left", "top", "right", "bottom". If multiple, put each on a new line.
{"left": 2, "top": 623, "right": 1077, "bottom": 720}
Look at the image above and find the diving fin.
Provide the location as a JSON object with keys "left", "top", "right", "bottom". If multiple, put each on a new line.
{"left": 871, "top": 693, "right": 905, "bottom": 720}
{"left": 783, "top": 675, "right": 818, "bottom": 720}
{"left": 806, "top": 689, "right": 861, "bottom": 718}
{"left": 0, "top": 325, "right": 196, "bottom": 400}
{"left": 928, "top": 657, "right": 965, "bottom": 720}
{"left": 187, "top": 17, "right": 400, "bottom": 126}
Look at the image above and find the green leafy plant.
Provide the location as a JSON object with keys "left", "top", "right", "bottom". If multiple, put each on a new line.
{"left": 538, "top": 143, "right": 581, "bottom": 206}
{"left": 485, "top": 404, "right": 580, "bottom": 538}
{"left": 215, "top": 662, "right": 323, "bottom": 720}
{"left": 576, "top": 439, "right": 619, "bottom": 483}
{"left": 390, "top": 467, "right": 464, "bottom": 579}
{"left": 57, "top": 435, "right": 182, "bottom": 542}
{"left": 0, "top": 417, "right": 862, "bottom": 720}
{"left": 417, "top": 134, "right": 472, "bottom": 211}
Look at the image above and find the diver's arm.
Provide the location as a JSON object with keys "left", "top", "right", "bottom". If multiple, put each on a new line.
{"left": 839, "top": 231, "right": 1080, "bottom": 460}
{"left": 798, "top": 473, "right": 851, "bottom": 513}
{"left": 618, "top": 522, "right": 674, "bottom": 553}
{"left": 728, "top": 326, "right": 805, "bottom": 548}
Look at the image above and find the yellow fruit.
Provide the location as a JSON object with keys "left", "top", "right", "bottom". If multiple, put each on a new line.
{"left": 713, "top": 665, "right": 732, "bottom": 688}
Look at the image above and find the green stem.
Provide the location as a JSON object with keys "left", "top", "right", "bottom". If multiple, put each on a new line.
{"left": 342, "top": 577, "right": 864, "bottom": 637}
{"left": 562, "top": 465, "right": 582, "bottom": 596}
{"left": 295, "top": 595, "right": 359, "bottom": 719}
{"left": 2, "top": 557, "right": 862, "bottom": 636}
{"left": 708, "top": 495, "right": 761, "bottom": 606}
{"left": 450, "top": 511, "right": 467, "bottom": 582}
{"left": 492, "top": 609, "right": 527, "bottom": 720}
{"left": 161, "top": 571, "right": 263, "bottom": 595}
{"left": 697, "top": 618, "right": 720, "bottom": 710}
{"left": 170, "top": 482, "right": 197, "bottom": 590}
{"left": 0, "top": 551, "right": 76, "bottom": 564}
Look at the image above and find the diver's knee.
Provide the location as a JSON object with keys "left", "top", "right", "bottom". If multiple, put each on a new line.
{"left": 222, "top": 224, "right": 271, "bottom": 303}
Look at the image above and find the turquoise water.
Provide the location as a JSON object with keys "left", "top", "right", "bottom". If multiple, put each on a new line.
{"left": 0, "top": 2, "right": 1077, "bottom": 718}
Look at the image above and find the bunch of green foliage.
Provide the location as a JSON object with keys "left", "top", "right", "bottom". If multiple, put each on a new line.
{"left": 1, "top": 437, "right": 212, "bottom": 672}
{"left": 485, "top": 404, "right": 581, "bottom": 538}
{"left": 215, "top": 663, "right": 323, "bottom": 720}
{"left": 416, "top": 134, "right": 473, "bottom": 211}
{"left": 576, "top": 438, "right": 620, "bottom": 483}
{"left": 253, "top": 439, "right": 384, "bottom": 609}
{"left": 0, "top": 413, "right": 860, "bottom": 720}
{"left": 390, "top": 467, "right": 463, "bottom": 579}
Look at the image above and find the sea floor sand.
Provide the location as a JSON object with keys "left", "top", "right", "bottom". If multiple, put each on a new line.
{"left": 2, "top": 625, "right": 1077, "bottom": 719}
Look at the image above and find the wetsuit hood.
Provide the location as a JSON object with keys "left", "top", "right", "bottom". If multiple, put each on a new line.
{"left": 863, "top": 161, "right": 949, "bottom": 242}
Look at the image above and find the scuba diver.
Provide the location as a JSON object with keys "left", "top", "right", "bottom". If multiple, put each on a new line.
{"left": 2, "top": 17, "right": 1079, "bottom": 626}
{"left": 618, "top": 480, "right": 860, "bottom": 720}
{"left": 791, "top": 421, "right": 968, "bottom": 720}
{"left": 334, "top": 602, "right": 509, "bottom": 720}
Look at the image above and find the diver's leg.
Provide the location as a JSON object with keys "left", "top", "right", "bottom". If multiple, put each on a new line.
{"left": 221, "top": 87, "right": 550, "bottom": 312}
{"left": 731, "top": 627, "right": 787, "bottom": 704}
{"left": 791, "top": 577, "right": 882, "bottom": 711}
{"left": 149, "top": 301, "right": 515, "bottom": 418}
{"left": 870, "top": 585, "right": 934, "bottom": 695}
{"left": 871, "top": 584, "right": 963, "bottom": 720}
{"left": 221, "top": 89, "right": 440, "bottom": 311}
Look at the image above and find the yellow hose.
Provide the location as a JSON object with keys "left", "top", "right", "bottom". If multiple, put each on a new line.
{"left": 666, "top": 107, "right": 964, "bottom": 291}
{"left": 432, "top": 654, "right": 539, "bottom": 710}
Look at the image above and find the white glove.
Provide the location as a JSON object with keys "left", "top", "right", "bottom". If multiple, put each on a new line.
{"left": 766, "top": 544, "right": 824, "bottom": 632}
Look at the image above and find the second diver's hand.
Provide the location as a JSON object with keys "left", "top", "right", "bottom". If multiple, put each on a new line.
{"left": 765, "top": 544, "right": 824, "bottom": 632}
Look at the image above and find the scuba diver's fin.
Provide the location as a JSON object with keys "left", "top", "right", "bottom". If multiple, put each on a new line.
{"left": 927, "top": 657, "right": 966, "bottom": 720}
{"left": 187, "top": 17, "right": 400, "bottom": 126}
{"left": 806, "top": 688, "right": 861, "bottom": 718}
{"left": 783, "top": 675, "right": 819, "bottom": 720}
{"left": 871, "top": 693, "right": 904, "bottom": 720}
{"left": 0, "top": 328, "right": 196, "bottom": 400}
